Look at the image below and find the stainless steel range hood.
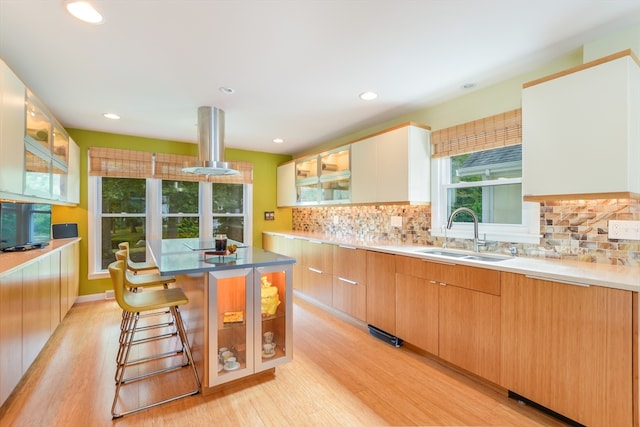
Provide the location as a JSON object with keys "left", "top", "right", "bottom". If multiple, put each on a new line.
{"left": 182, "top": 106, "right": 239, "bottom": 176}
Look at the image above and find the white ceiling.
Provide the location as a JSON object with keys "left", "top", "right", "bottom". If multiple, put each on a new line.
{"left": 2, "top": 1, "right": 640, "bottom": 156}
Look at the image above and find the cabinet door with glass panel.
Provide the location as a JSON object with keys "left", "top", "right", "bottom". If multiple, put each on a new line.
{"left": 319, "top": 146, "right": 350, "bottom": 204}
{"left": 295, "top": 155, "right": 320, "bottom": 204}
{"left": 208, "top": 267, "right": 255, "bottom": 387}
{"left": 255, "top": 263, "right": 292, "bottom": 372}
{"left": 24, "top": 92, "right": 70, "bottom": 201}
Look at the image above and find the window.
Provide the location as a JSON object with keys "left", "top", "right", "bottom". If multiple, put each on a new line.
{"left": 89, "top": 177, "right": 251, "bottom": 278}
{"left": 98, "top": 177, "right": 147, "bottom": 270}
{"left": 212, "top": 183, "right": 245, "bottom": 242}
{"left": 161, "top": 180, "right": 199, "bottom": 239}
{"left": 432, "top": 144, "right": 539, "bottom": 243}
{"left": 87, "top": 147, "right": 253, "bottom": 278}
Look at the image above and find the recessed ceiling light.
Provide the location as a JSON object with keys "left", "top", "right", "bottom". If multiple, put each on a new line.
{"left": 219, "top": 86, "right": 235, "bottom": 95}
{"left": 64, "top": 1, "right": 104, "bottom": 24}
{"left": 103, "top": 113, "right": 120, "bottom": 120}
{"left": 273, "top": 138, "right": 284, "bottom": 144}
{"left": 359, "top": 91, "right": 378, "bottom": 101}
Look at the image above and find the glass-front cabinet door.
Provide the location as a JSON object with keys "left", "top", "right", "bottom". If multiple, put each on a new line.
{"left": 208, "top": 267, "right": 254, "bottom": 386}
{"left": 319, "top": 147, "right": 351, "bottom": 203}
{"left": 295, "top": 155, "right": 320, "bottom": 204}
{"left": 255, "top": 264, "right": 292, "bottom": 372}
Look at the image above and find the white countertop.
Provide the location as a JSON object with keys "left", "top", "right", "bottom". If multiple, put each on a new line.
{"left": 265, "top": 231, "right": 640, "bottom": 292}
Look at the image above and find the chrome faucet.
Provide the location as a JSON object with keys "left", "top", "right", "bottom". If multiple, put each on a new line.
{"left": 446, "top": 207, "right": 484, "bottom": 252}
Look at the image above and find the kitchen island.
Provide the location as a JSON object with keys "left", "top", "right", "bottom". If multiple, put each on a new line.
{"left": 147, "top": 238, "right": 295, "bottom": 393}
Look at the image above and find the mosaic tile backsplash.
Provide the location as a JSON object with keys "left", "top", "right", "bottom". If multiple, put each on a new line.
{"left": 292, "top": 199, "right": 640, "bottom": 266}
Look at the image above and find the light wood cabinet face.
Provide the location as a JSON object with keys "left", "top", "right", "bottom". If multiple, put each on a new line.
{"left": 301, "top": 240, "right": 334, "bottom": 306}
{"left": 366, "top": 251, "right": 396, "bottom": 334}
{"left": 501, "top": 272, "right": 633, "bottom": 427}
{"left": 395, "top": 273, "right": 438, "bottom": 354}
{"left": 332, "top": 246, "right": 367, "bottom": 322}
{"left": 0, "top": 269, "right": 22, "bottom": 404}
{"left": 438, "top": 284, "right": 500, "bottom": 383}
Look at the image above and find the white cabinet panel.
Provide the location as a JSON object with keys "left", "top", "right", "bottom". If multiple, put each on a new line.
{"left": 522, "top": 52, "right": 640, "bottom": 200}
{"left": 0, "top": 59, "right": 26, "bottom": 196}
{"left": 66, "top": 137, "right": 80, "bottom": 204}
{"left": 352, "top": 124, "right": 430, "bottom": 204}
{"left": 276, "top": 161, "right": 296, "bottom": 207}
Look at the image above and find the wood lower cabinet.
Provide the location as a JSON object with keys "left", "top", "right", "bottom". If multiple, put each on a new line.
{"left": 366, "top": 251, "right": 396, "bottom": 334}
{"left": 0, "top": 239, "right": 80, "bottom": 407}
{"left": 439, "top": 283, "right": 500, "bottom": 383}
{"left": 501, "top": 272, "right": 633, "bottom": 427}
{"left": 332, "top": 245, "right": 367, "bottom": 322}
{"left": 395, "top": 272, "right": 439, "bottom": 354}
{"left": 263, "top": 234, "right": 302, "bottom": 290}
{"left": 301, "top": 240, "right": 333, "bottom": 306}
{"left": 395, "top": 256, "right": 500, "bottom": 382}
{"left": 0, "top": 269, "right": 22, "bottom": 404}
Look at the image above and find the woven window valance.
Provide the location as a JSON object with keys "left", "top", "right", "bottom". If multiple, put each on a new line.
{"left": 89, "top": 147, "right": 253, "bottom": 184}
{"left": 430, "top": 108, "right": 522, "bottom": 158}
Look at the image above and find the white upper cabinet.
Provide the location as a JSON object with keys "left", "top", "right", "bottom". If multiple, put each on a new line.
{"left": 0, "top": 59, "right": 26, "bottom": 196}
{"left": 0, "top": 58, "right": 79, "bottom": 205}
{"left": 276, "top": 161, "right": 296, "bottom": 207}
{"left": 66, "top": 137, "right": 80, "bottom": 204}
{"left": 522, "top": 50, "right": 640, "bottom": 200}
{"left": 351, "top": 124, "right": 430, "bottom": 204}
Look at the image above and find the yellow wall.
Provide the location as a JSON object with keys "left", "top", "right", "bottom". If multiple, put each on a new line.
{"left": 53, "top": 129, "right": 291, "bottom": 296}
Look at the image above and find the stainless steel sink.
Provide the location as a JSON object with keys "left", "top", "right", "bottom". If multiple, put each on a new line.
{"left": 416, "top": 249, "right": 511, "bottom": 263}
{"left": 416, "top": 249, "right": 468, "bottom": 258}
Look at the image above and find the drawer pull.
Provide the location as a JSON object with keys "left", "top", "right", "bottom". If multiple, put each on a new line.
{"left": 309, "top": 240, "right": 323, "bottom": 244}
{"left": 338, "top": 245, "right": 357, "bottom": 250}
{"left": 308, "top": 267, "right": 323, "bottom": 274}
{"left": 423, "top": 259, "right": 456, "bottom": 266}
{"left": 525, "top": 275, "right": 590, "bottom": 288}
{"left": 338, "top": 277, "right": 358, "bottom": 285}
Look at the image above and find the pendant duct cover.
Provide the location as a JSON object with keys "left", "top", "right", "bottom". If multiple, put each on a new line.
{"left": 182, "top": 106, "right": 239, "bottom": 175}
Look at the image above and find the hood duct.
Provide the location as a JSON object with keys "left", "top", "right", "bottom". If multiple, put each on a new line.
{"left": 182, "top": 106, "right": 239, "bottom": 176}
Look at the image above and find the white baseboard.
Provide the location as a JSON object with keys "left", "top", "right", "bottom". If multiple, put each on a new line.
{"left": 76, "top": 292, "right": 113, "bottom": 303}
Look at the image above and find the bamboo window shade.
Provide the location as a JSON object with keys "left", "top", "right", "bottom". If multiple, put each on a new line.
{"left": 89, "top": 147, "right": 253, "bottom": 184}
{"left": 154, "top": 152, "right": 253, "bottom": 184}
{"left": 430, "top": 108, "right": 522, "bottom": 158}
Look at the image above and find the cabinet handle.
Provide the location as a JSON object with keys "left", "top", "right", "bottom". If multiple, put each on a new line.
{"left": 309, "top": 240, "right": 323, "bottom": 244}
{"left": 338, "top": 277, "right": 358, "bottom": 285}
{"left": 338, "top": 245, "right": 357, "bottom": 250}
{"left": 284, "top": 236, "right": 295, "bottom": 240}
{"left": 308, "top": 267, "right": 323, "bottom": 274}
{"left": 525, "top": 275, "right": 590, "bottom": 288}
{"left": 422, "top": 259, "right": 456, "bottom": 266}
{"left": 439, "top": 282, "right": 447, "bottom": 286}
{"left": 429, "top": 280, "right": 437, "bottom": 284}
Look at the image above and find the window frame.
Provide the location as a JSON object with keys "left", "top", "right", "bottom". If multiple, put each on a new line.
{"left": 88, "top": 176, "right": 252, "bottom": 279}
{"left": 430, "top": 152, "right": 540, "bottom": 244}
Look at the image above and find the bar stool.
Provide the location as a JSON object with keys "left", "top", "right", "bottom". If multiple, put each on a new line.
{"left": 114, "top": 250, "right": 175, "bottom": 290}
{"left": 108, "top": 260, "right": 200, "bottom": 418}
{"left": 114, "top": 250, "right": 176, "bottom": 367}
{"left": 118, "top": 242, "right": 158, "bottom": 274}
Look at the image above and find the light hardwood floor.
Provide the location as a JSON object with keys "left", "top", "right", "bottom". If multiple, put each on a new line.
{"left": 0, "top": 293, "right": 567, "bottom": 426}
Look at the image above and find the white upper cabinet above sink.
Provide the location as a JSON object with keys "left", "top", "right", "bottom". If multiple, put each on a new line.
{"left": 522, "top": 50, "right": 640, "bottom": 201}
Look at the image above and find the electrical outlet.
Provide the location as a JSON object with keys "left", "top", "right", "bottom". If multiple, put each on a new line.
{"left": 608, "top": 220, "right": 640, "bottom": 240}
{"left": 390, "top": 216, "right": 403, "bottom": 228}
